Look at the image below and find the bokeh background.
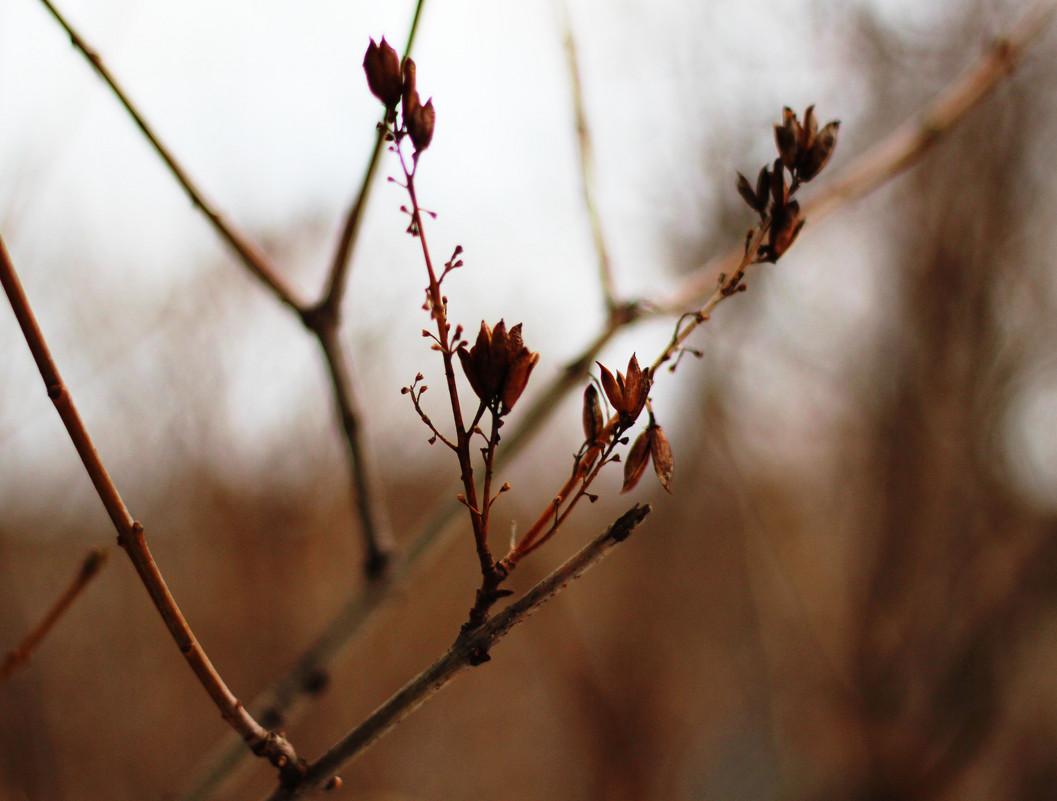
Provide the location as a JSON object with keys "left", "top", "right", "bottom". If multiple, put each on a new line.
{"left": 3, "top": 0, "right": 1057, "bottom": 799}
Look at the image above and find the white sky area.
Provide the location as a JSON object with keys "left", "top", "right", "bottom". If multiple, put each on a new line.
{"left": 2, "top": 0, "right": 1055, "bottom": 520}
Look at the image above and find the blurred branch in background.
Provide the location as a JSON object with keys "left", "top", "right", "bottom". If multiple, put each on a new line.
{"left": 0, "top": 547, "right": 108, "bottom": 686}
{"left": 0, "top": 233, "right": 307, "bottom": 785}
{"left": 34, "top": 0, "right": 405, "bottom": 578}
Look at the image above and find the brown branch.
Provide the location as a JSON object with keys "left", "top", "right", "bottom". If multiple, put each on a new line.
{"left": 37, "top": 0, "right": 397, "bottom": 579}
{"left": 34, "top": 0, "right": 304, "bottom": 311}
{"left": 262, "top": 504, "right": 651, "bottom": 801}
{"left": 175, "top": 3, "right": 1054, "bottom": 794}
{"left": 559, "top": 0, "right": 617, "bottom": 312}
{"left": 0, "top": 547, "right": 109, "bottom": 686}
{"left": 0, "top": 233, "right": 305, "bottom": 785}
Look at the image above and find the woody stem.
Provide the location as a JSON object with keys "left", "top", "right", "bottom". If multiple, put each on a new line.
{"left": 398, "top": 141, "right": 490, "bottom": 570}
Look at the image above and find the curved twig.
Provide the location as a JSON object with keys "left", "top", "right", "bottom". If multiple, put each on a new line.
{"left": 0, "top": 547, "right": 109, "bottom": 686}
{"left": 0, "top": 233, "right": 305, "bottom": 785}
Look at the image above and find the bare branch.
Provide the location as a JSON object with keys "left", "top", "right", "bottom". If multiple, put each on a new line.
{"left": 262, "top": 504, "right": 651, "bottom": 801}
{"left": 34, "top": 0, "right": 305, "bottom": 311}
{"left": 36, "top": 0, "right": 398, "bottom": 580}
{"left": 0, "top": 233, "right": 305, "bottom": 785}
{"left": 558, "top": 0, "right": 618, "bottom": 312}
{"left": 174, "top": 3, "right": 1055, "bottom": 795}
{"left": 0, "top": 548, "right": 109, "bottom": 686}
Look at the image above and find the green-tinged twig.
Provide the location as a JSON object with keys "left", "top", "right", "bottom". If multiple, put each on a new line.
{"left": 262, "top": 504, "right": 651, "bottom": 801}
{"left": 0, "top": 233, "right": 305, "bottom": 785}
{"left": 0, "top": 548, "right": 109, "bottom": 685}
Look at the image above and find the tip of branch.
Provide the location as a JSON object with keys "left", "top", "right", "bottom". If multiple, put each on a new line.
{"left": 608, "top": 504, "right": 651, "bottom": 542}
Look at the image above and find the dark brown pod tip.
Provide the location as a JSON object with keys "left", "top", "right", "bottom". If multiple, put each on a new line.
{"left": 363, "top": 38, "right": 402, "bottom": 109}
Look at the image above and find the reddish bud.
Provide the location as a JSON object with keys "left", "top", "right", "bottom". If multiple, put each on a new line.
{"left": 596, "top": 354, "right": 651, "bottom": 428}
{"left": 363, "top": 38, "right": 402, "bottom": 109}
{"left": 649, "top": 426, "right": 674, "bottom": 493}
{"left": 407, "top": 97, "right": 435, "bottom": 152}
{"left": 582, "top": 384, "right": 604, "bottom": 444}
{"left": 457, "top": 320, "right": 538, "bottom": 414}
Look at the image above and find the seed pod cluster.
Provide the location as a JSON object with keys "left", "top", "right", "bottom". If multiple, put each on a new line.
{"left": 736, "top": 105, "right": 839, "bottom": 263}
{"left": 363, "top": 38, "right": 435, "bottom": 152}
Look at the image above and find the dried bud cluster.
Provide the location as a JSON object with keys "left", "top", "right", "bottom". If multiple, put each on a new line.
{"left": 363, "top": 38, "right": 435, "bottom": 152}
{"left": 597, "top": 355, "right": 651, "bottom": 428}
{"left": 775, "top": 105, "right": 840, "bottom": 182}
{"left": 736, "top": 105, "right": 839, "bottom": 262}
{"left": 622, "top": 423, "right": 674, "bottom": 494}
{"left": 457, "top": 321, "right": 539, "bottom": 414}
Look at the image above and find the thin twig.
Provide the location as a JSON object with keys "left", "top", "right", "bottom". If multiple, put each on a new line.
{"left": 175, "top": 3, "right": 1054, "bottom": 794}
{"left": 558, "top": 0, "right": 618, "bottom": 312}
{"left": 37, "top": 0, "right": 398, "bottom": 578}
{"left": 262, "top": 504, "right": 651, "bottom": 801}
{"left": 0, "top": 233, "right": 305, "bottom": 785}
{"left": 34, "top": 0, "right": 304, "bottom": 310}
{"left": 0, "top": 547, "right": 109, "bottom": 686}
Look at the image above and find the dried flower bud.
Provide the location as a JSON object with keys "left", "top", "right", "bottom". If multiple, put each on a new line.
{"left": 798, "top": 120, "right": 839, "bottom": 181}
{"left": 800, "top": 104, "right": 818, "bottom": 152}
{"left": 457, "top": 320, "right": 539, "bottom": 414}
{"left": 582, "top": 384, "right": 604, "bottom": 444}
{"left": 649, "top": 425, "right": 674, "bottom": 493}
{"left": 768, "top": 200, "right": 804, "bottom": 260}
{"left": 736, "top": 172, "right": 763, "bottom": 213}
{"left": 407, "top": 97, "right": 435, "bottom": 152}
{"left": 363, "top": 38, "right": 402, "bottom": 109}
{"left": 401, "top": 57, "right": 419, "bottom": 122}
{"left": 597, "top": 354, "right": 651, "bottom": 428}
{"left": 769, "top": 157, "right": 787, "bottom": 207}
{"left": 755, "top": 164, "right": 772, "bottom": 212}
{"left": 621, "top": 423, "right": 674, "bottom": 493}
{"left": 775, "top": 107, "right": 800, "bottom": 169}
{"left": 621, "top": 429, "right": 652, "bottom": 493}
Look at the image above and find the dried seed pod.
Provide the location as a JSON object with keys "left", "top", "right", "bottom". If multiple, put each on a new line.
{"left": 363, "top": 38, "right": 402, "bottom": 109}
{"left": 799, "top": 120, "right": 839, "bottom": 181}
{"left": 736, "top": 172, "right": 762, "bottom": 212}
{"left": 800, "top": 104, "right": 818, "bottom": 152}
{"left": 775, "top": 107, "right": 800, "bottom": 169}
{"left": 769, "top": 157, "right": 787, "bottom": 207}
{"left": 401, "top": 57, "right": 419, "bottom": 122}
{"left": 582, "top": 384, "right": 604, "bottom": 444}
{"left": 621, "top": 429, "right": 651, "bottom": 493}
{"left": 649, "top": 426, "right": 674, "bottom": 493}
{"left": 457, "top": 320, "right": 538, "bottom": 414}
{"left": 768, "top": 200, "right": 804, "bottom": 260}
{"left": 407, "top": 97, "right": 435, "bottom": 152}
{"left": 755, "top": 164, "right": 772, "bottom": 211}
{"left": 597, "top": 354, "right": 651, "bottom": 427}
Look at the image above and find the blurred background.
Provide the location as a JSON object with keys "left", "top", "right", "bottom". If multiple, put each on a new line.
{"left": 3, "top": 0, "right": 1057, "bottom": 799}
